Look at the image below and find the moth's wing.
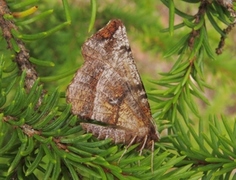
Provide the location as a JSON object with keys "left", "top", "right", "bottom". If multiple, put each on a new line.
{"left": 67, "top": 19, "right": 159, "bottom": 144}
{"left": 66, "top": 59, "right": 105, "bottom": 120}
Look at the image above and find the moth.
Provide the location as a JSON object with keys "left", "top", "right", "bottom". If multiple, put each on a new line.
{"left": 66, "top": 19, "right": 160, "bottom": 151}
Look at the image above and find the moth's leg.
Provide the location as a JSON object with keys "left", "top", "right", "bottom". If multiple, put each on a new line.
{"left": 151, "top": 140, "right": 154, "bottom": 173}
{"left": 139, "top": 135, "right": 148, "bottom": 156}
{"left": 136, "top": 135, "right": 148, "bottom": 166}
{"left": 117, "top": 135, "right": 137, "bottom": 163}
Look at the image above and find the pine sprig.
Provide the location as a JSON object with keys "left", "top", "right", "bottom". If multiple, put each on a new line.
{"left": 150, "top": 0, "right": 236, "bottom": 179}
{"left": 1, "top": 0, "right": 236, "bottom": 179}
{"left": 0, "top": 57, "right": 184, "bottom": 179}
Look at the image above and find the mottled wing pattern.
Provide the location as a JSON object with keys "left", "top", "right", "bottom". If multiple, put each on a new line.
{"left": 66, "top": 19, "right": 159, "bottom": 147}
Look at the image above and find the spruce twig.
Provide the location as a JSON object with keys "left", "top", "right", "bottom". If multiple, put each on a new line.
{"left": 0, "top": 0, "right": 38, "bottom": 91}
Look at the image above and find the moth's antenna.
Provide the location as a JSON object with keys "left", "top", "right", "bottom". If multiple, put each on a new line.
{"left": 118, "top": 135, "right": 137, "bottom": 163}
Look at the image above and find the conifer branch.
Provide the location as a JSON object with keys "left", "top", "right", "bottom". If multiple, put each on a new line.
{"left": 1, "top": 0, "right": 236, "bottom": 179}
{"left": 0, "top": 0, "right": 38, "bottom": 91}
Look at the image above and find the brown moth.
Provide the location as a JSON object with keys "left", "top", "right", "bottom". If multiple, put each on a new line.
{"left": 66, "top": 19, "right": 160, "bottom": 149}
